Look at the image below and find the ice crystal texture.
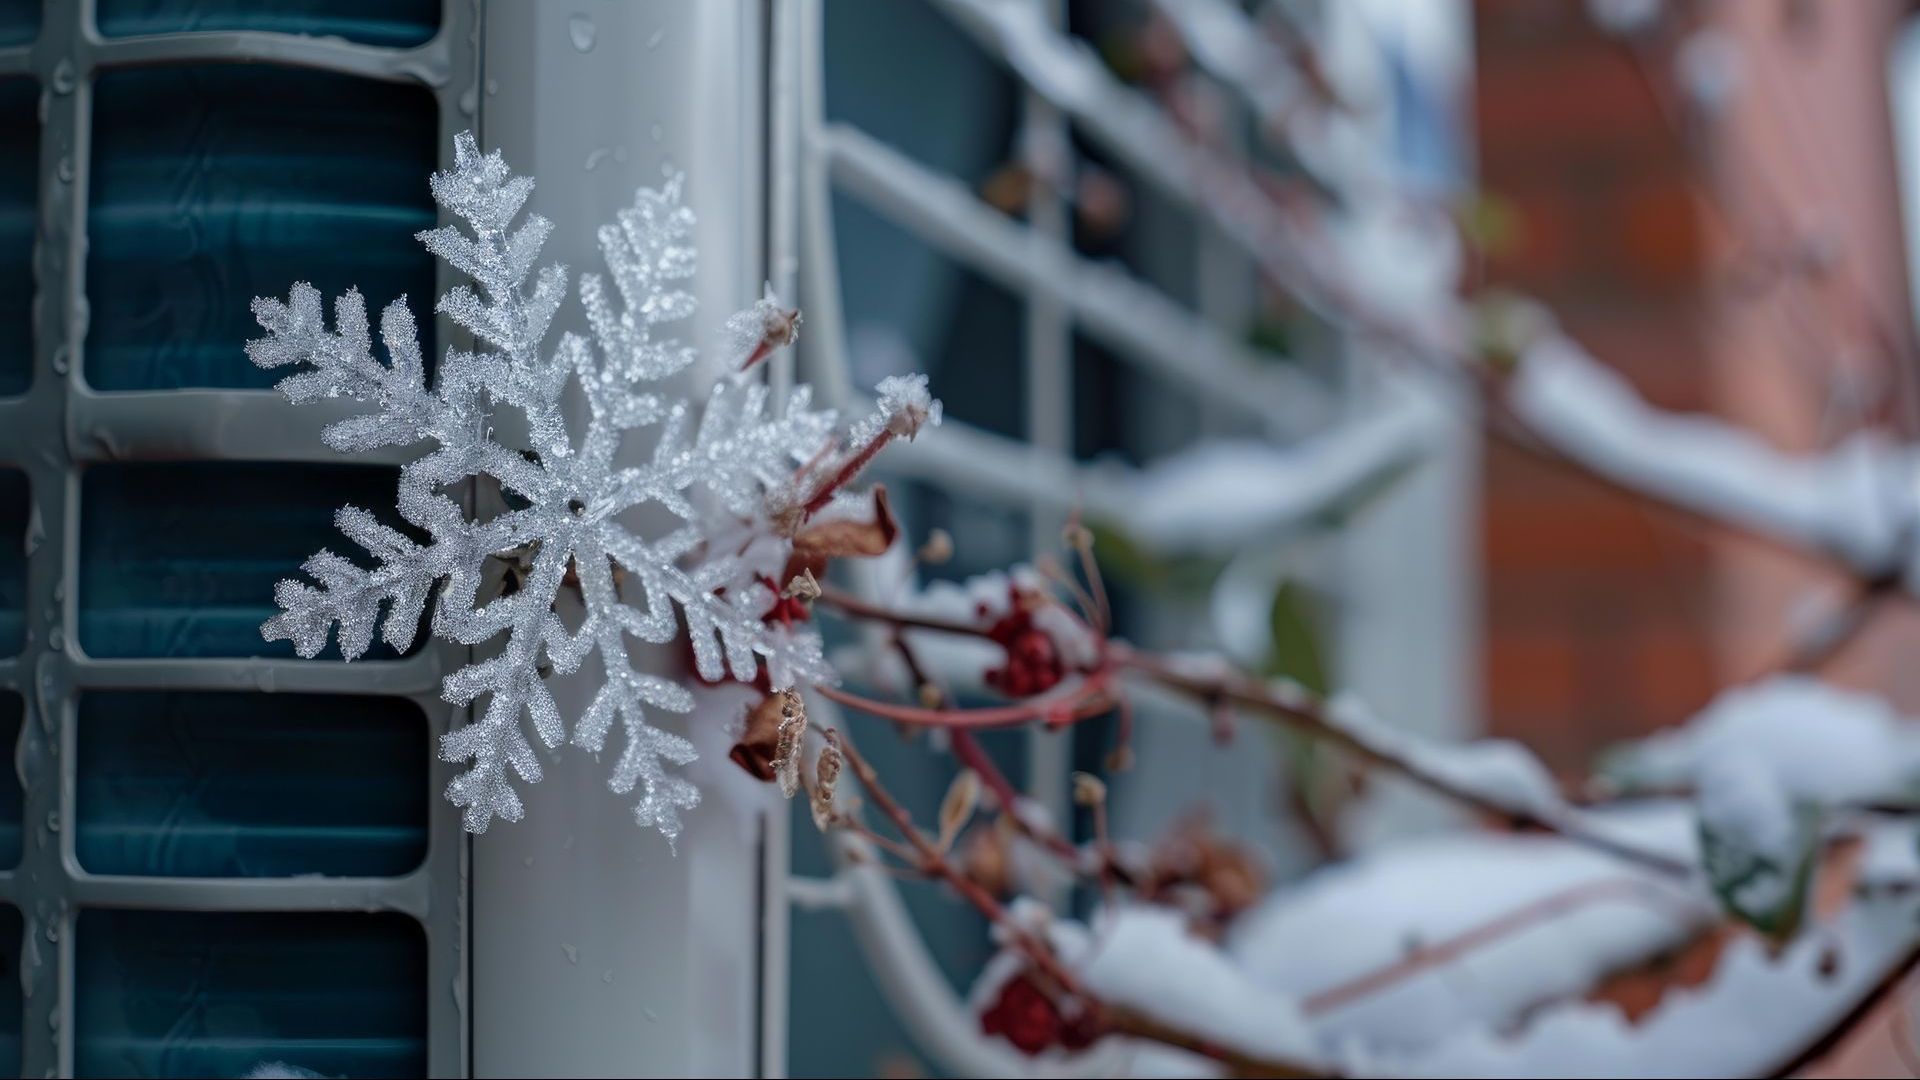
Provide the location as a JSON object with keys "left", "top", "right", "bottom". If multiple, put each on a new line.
{"left": 247, "top": 132, "right": 854, "bottom": 840}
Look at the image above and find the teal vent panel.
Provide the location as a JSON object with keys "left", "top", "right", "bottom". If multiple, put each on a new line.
{"left": 0, "top": 470, "right": 25, "bottom": 656}
{"left": 0, "top": 694, "right": 18, "bottom": 871}
{"left": 0, "top": 0, "right": 32, "bottom": 46}
{"left": 86, "top": 65, "right": 436, "bottom": 391}
{"left": 78, "top": 461, "right": 422, "bottom": 659}
{"left": 77, "top": 691, "right": 427, "bottom": 878}
{"left": 0, "top": 905, "right": 18, "bottom": 1076}
{"left": 96, "top": 0, "right": 438, "bottom": 47}
{"left": 0, "top": 78, "right": 33, "bottom": 397}
{"left": 75, "top": 910, "right": 426, "bottom": 1079}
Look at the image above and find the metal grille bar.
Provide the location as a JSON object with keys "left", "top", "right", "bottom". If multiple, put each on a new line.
{"left": 6, "top": 1, "right": 478, "bottom": 1072}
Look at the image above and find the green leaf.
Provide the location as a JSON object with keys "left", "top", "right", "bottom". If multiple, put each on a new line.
{"left": 1085, "top": 519, "right": 1231, "bottom": 599}
{"left": 1264, "top": 580, "right": 1330, "bottom": 696}
{"left": 1696, "top": 771, "right": 1820, "bottom": 941}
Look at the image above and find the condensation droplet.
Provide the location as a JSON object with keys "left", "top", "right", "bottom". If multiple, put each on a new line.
{"left": 649, "top": 123, "right": 664, "bottom": 144}
{"left": 568, "top": 13, "right": 597, "bottom": 52}
{"left": 55, "top": 157, "right": 72, "bottom": 184}
{"left": 49, "top": 61, "right": 75, "bottom": 95}
{"left": 485, "top": 78, "right": 499, "bottom": 97}
{"left": 522, "top": 855, "right": 534, "bottom": 868}
{"left": 49, "top": 346, "right": 69, "bottom": 375}
{"left": 647, "top": 27, "right": 665, "bottom": 50}
{"left": 458, "top": 86, "right": 478, "bottom": 116}
{"left": 43, "top": 811, "right": 57, "bottom": 834}
{"left": 45, "top": 628, "right": 62, "bottom": 652}
{"left": 584, "top": 147, "right": 611, "bottom": 172}
{"left": 560, "top": 942, "right": 579, "bottom": 964}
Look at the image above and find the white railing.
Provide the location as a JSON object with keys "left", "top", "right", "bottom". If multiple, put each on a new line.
{"left": 778, "top": 0, "right": 1472, "bottom": 1074}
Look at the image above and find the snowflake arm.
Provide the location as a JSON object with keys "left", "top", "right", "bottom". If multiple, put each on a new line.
{"left": 249, "top": 131, "right": 932, "bottom": 841}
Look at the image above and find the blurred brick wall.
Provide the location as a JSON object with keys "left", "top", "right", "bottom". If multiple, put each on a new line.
{"left": 1473, "top": 0, "right": 1920, "bottom": 773}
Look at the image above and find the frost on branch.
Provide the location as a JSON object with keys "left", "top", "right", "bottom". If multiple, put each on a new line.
{"left": 246, "top": 132, "right": 931, "bottom": 841}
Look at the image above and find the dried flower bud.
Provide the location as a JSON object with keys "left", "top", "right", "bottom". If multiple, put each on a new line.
{"left": 917, "top": 528, "right": 954, "bottom": 565}
{"left": 960, "top": 823, "right": 1013, "bottom": 897}
{"left": 937, "top": 769, "right": 981, "bottom": 852}
{"left": 783, "top": 567, "right": 821, "bottom": 602}
{"left": 1104, "top": 745, "right": 1135, "bottom": 774}
{"left": 1071, "top": 771, "right": 1107, "bottom": 808}
{"left": 1061, "top": 520, "right": 1093, "bottom": 553}
{"left": 918, "top": 683, "right": 945, "bottom": 710}
{"left": 888, "top": 402, "right": 933, "bottom": 441}
{"left": 726, "top": 283, "right": 803, "bottom": 372}
{"left": 810, "top": 729, "right": 843, "bottom": 831}
{"left": 770, "top": 688, "right": 808, "bottom": 799}
{"left": 980, "top": 162, "right": 1037, "bottom": 214}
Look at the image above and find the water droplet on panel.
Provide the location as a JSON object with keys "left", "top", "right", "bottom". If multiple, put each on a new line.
{"left": 560, "top": 942, "right": 579, "bottom": 964}
{"left": 54, "top": 157, "right": 72, "bottom": 183}
{"left": 568, "top": 13, "right": 597, "bottom": 52}
{"left": 49, "top": 61, "right": 75, "bottom": 95}
{"left": 647, "top": 27, "right": 665, "bottom": 50}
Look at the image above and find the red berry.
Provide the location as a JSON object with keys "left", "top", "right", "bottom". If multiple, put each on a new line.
{"left": 980, "top": 974, "right": 1063, "bottom": 1055}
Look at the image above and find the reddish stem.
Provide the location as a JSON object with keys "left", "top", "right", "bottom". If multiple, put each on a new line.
{"left": 814, "top": 672, "right": 1116, "bottom": 732}
{"left": 816, "top": 584, "right": 991, "bottom": 639}
{"left": 803, "top": 429, "right": 895, "bottom": 517}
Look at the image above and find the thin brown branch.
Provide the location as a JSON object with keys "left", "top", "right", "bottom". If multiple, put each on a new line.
{"left": 832, "top": 731, "right": 1328, "bottom": 1077}
{"left": 1112, "top": 644, "right": 1696, "bottom": 881}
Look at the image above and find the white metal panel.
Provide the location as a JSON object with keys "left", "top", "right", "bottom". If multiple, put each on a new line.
{"left": 472, "top": 2, "right": 770, "bottom": 1076}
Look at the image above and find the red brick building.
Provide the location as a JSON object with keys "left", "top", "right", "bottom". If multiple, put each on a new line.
{"left": 1476, "top": 3, "right": 1920, "bottom": 1071}
{"left": 1477, "top": 0, "right": 1920, "bottom": 766}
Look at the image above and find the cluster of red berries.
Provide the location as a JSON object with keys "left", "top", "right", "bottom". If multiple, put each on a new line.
{"left": 978, "top": 972, "right": 1103, "bottom": 1056}
{"left": 982, "top": 588, "right": 1065, "bottom": 698}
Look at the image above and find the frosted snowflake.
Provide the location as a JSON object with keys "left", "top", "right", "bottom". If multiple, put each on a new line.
{"left": 246, "top": 132, "right": 930, "bottom": 840}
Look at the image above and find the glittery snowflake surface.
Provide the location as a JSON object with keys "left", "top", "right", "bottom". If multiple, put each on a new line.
{"left": 246, "top": 132, "right": 902, "bottom": 840}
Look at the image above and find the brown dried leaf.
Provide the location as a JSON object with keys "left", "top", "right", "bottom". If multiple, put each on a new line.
{"left": 786, "top": 486, "right": 900, "bottom": 581}
{"left": 729, "top": 691, "right": 787, "bottom": 782}
{"left": 810, "top": 729, "right": 843, "bottom": 831}
{"left": 937, "top": 768, "right": 981, "bottom": 853}
{"left": 771, "top": 688, "right": 808, "bottom": 800}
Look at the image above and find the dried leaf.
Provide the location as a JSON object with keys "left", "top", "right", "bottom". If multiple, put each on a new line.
{"left": 729, "top": 691, "right": 787, "bottom": 782}
{"left": 771, "top": 689, "right": 808, "bottom": 800}
{"left": 1071, "top": 771, "right": 1107, "bottom": 807}
{"left": 937, "top": 769, "right": 981, "bottom": 852}
{"left": 810, "top": 729, "right": 843, "bottom": 830}
{"left": 785, "top": 485, "right": 900, "bottom": 582}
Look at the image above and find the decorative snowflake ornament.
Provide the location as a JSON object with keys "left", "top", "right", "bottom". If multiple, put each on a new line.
{"left": 246, "top": 132, "right": 936, "bottom": 841}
